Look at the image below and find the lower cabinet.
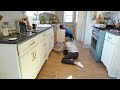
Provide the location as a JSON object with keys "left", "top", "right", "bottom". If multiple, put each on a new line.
{"left": 19, "top": 28, "right": 54, "bottom": 79}
{"left": 0, "top": 28, "right": 54, "bottom": 79}
{"left": 19, "top": 43, "right": 41, "bottom": 79}
{"left": 101, "top": 40, "right": 115, "bottom": 69}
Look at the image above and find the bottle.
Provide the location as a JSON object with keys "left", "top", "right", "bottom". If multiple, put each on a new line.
{"left": 15, "top": 21, "right": 20, "bottom": 33}
{"left": 32, "top": 19, "right": 37, "bottom": 30}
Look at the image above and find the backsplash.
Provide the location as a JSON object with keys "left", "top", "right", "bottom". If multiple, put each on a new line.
{"left": 0, "top": 11, "right": 23, "bottom": 30}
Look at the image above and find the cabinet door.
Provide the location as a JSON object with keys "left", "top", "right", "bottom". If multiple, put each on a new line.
{"left": 39, "top": 40, "right": 47, "bottom": 67}
{"left": 19, "top": 44, "right": 41, "bottom": 79}
{"left": 101, "top": 40, "right": 115, "bottom": 69}
{"left": 32, "top": 44, "right": 41, "bottom": 77}
{"left": 47, "top": 32, "right": 54, "bottom": 53}
{"left": 19, "top": 48, "right": 35, "bottom": 79}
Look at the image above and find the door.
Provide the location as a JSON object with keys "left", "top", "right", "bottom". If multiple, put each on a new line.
{"left": 32, "top": 44, "right": 41, "bottom": 77}
{"left": 101, "top": 40, "right": 115, "bottom": 69}
{"left": 20, "top": 48, "right": 36, "bottom": 79}
{"left": 39, "top": 40, "right": 47, "bottom": 67}
{"left": 19, "top": 44, "right": 41, "bottom": 79}
{"left": 48, "top": 31, "right": 54, "bottom": 53}
{"left": 91, "top": 35, "right": 97, "bottom": 50}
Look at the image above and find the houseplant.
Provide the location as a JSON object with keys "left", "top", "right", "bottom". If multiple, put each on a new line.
{"left": 39, "top": 16, "right": 45, "bottom": 24}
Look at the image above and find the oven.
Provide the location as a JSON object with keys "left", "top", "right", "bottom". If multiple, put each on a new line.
{"left": 90, "top": 27, "right": 106, "bottom": 63}
{"left": 91, "top": 35, "right": 97, "bottom": 50}
{"left": 91, "top": 28, "right": 100, "bottom": 50}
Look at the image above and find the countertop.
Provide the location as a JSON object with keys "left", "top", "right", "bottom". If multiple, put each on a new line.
{"left": 92, "top": 26, "right": 120, "bottom": 36}
{"left": 0, "top": 26, "right": 53, "bottom": 44}
{"left": 106, "top": 30, "right": 120, "bottom": 36}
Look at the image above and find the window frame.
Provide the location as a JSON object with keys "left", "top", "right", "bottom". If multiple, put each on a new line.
{"left": 64, "top": 11, "right": 73, "bottom": 23}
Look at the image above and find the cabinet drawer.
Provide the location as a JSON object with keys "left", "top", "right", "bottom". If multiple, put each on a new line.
{"left": 46, "top": 28, "right": 53, "bottom": 36}
{"left": 18, "top": 35, "right": 39, "bottom": 57}
{"left": 105, "top": 32, "right": 119, "bottom": 44}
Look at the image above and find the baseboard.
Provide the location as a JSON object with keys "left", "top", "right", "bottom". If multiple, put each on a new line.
{"left": 83, "top": 44, "right": 90, "bottom": 48}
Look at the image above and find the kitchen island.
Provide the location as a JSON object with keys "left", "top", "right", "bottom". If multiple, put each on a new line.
{"left": 0, "top": 26, "right": 54, "bottom": 79}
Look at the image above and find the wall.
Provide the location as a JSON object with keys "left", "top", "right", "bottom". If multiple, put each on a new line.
{"left": 55, "top": 11, "right": 63, "bottom": 24}
{"left": 83, "top": 11, "right": 95, "bottom": 48}
{"left": 75, "top": 11, "right": 87, "bottom": 42}
{"left": 0, "top": 11, "right": 23, "bottom": 30}
{"left": 55, "top": 11, "right": 76, "bottom": 32}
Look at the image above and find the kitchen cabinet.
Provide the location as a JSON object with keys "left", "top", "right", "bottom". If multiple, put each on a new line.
{"left": 101, "top": 40, "right": 115, "bottom": 69}
{"left": 0, "top": 27, "right": 54, "bottom": 79}
{"left": 20, "top": 43, "right": 41, "bottom": 79}
{"left": 101, "top": 32, "right": 120, "bottom": 78}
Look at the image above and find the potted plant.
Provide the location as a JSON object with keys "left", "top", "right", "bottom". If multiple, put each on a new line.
{"left": 39, "top": 16, "right": 45, "bottom": 24}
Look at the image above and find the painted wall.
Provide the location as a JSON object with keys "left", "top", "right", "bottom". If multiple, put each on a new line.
{"left": 55, "top": 11, "right": 63, "bottom": 24}
{"left": 0, "top": 11, "right": 23, "bottom": 30}
{"left": 83, "top": 11, "right": 96, "bottom": 48}
{"left": 75, "top": 11, "right": 87, "bottom": 42}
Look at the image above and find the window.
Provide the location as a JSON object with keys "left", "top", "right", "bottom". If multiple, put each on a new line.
{"left": 26, "top": 11, "right": 37, "bottom": 17}
{"left": 64, "top": 11, "right": 73, "bottom": 22}
{"left": 37, "top": 11, "right": 46, "bottom": 14}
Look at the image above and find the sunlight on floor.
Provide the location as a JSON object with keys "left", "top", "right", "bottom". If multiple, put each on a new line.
{"left": 67, "top": 75, "right": 72, "bottom": 79}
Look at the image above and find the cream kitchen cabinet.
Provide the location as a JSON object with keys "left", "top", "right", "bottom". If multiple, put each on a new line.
{"left": 101, "top": 40, "right": 115, "bottom": 69}
{"left": 101, "top": 32, "right": 120, "bottom": 79}
{"left": 47, "top": 30, "right": 54, "bottom": 54}
{"left": 0, "top": 27, "right": 54, "bottom": 79}
{"left": 20, "top": 43, "right": 41, "bottom": 79}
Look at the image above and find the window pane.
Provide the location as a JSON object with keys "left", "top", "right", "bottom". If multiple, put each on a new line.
{"left": 64, "top": 11, "right": 73, "bottom": 22}
{"left": 65, "top": 17, "right": 72, "bottom": 22}
{"left": 38, "top": 11, "right": 45, "bottom": 14}
{"left": 64, "top": 11, "right": 73, "bottom": 16}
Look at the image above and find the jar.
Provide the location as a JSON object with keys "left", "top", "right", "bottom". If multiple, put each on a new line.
{"left": 2, "top": 28, "right": 9, "bottom": 36}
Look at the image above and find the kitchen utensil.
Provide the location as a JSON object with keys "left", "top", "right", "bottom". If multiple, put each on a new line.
{"left": 32, "top": 24, "right": 37, "bottom": 29}
{"left": 19, "top": 22, "right": 27, "bottom": 32}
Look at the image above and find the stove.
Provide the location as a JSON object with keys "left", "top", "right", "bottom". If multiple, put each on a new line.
{"left": 90, "top": 26, "right": 108, "bottom": 63}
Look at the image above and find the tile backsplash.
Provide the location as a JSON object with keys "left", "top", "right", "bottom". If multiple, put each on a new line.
{"left": 0, "top": 11, "right": 23, "bottom": 30}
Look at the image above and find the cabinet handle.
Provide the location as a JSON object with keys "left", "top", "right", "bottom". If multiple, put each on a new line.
{"left": 33, "top": 51, "right": 36, "bottom": 59}
{"left": 31, "top": 53, "right": 34, "bottom": 61}
{"left": 34, "top": 51, "right": 36, "bottom": 59}
{"left": 30, "top": 41, "right": 35, "bottom": 45}
{"left": 108, "top": 37, "right": 112, "bottom": 39}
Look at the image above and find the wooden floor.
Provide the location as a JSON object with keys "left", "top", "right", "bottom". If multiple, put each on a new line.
{"left": 36, "top": 41, "right": 110, "bottom": 79}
